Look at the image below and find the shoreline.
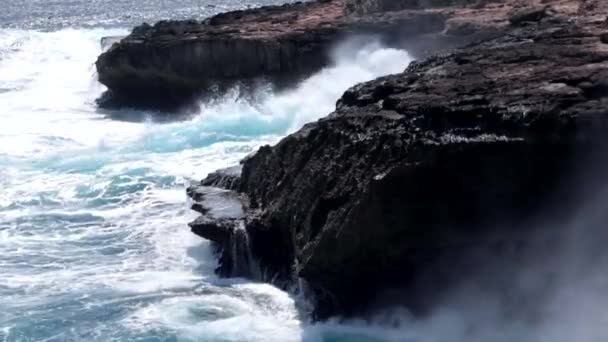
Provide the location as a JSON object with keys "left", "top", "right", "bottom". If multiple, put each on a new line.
{"left": 95, "top": 0, "right": 523, "bottom": 111}
{"left": 96, "top": 0, "right": 608, "bottom": 320}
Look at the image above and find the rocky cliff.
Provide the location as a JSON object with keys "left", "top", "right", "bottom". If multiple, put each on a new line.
{"left": 345, "top": 0, "right": 480, "bottom": 15}
{"left": 95, "top": 0, "right": 540, "bottom": 110}
{"left": 189, "top": 0, "right": 608, "bottom": 319}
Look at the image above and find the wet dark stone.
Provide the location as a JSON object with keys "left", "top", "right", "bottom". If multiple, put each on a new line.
{"left": 187, "top": 0, "right": 608, "bottom": 321}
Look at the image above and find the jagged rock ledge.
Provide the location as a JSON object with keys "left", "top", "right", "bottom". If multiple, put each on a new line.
{"left": 189, "top": 0, "right": 608, "bottom": 320}
{"left": 94, "top": 0, "right": 539, "bottom": 111}
{"left": 186, "top": 184, "right": 262, "bottom": 278}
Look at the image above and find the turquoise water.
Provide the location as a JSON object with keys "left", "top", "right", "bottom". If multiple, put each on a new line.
{"left": 2, "top": 3, "right": 608, "bottom": 342}
{"left": 0, "top": 0, "right": 281, "bottom": 30}
{"left": 0, "top": 7, "right": 415, "bottom": 341}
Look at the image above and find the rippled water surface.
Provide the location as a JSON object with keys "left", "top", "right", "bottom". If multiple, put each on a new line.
{"left": 0, "top": 0, "right": 279, "bottom": 30}
{"left": 0, "top": 2, "right": 415, "bottom": 340}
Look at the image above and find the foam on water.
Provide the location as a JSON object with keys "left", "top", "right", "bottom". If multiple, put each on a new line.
{"left": 0, "top": 26, "right": 415, "bottom": 341}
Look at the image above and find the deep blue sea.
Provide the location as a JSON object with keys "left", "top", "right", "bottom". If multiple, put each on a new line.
{"left": 0, "top": 1, "right": 416, "bottom": 341}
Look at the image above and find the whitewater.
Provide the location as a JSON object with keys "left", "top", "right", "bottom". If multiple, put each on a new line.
{"left": 0, "top": 12, "right": 415, "bottom": 341}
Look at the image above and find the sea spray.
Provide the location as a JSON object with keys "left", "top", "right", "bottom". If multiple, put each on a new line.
{"left": 298, "top": 184, "right": 608, "bottom": 342}
{"left": 0, "top": 25, "right": 424, "bottom": 341}
{"left": 197, "top": 37, "right": 414, "bottom": 135}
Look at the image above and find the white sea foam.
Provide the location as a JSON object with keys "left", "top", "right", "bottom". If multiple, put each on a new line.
{"left": 5, "top": 21, "right": 603, "bottom": 342}
{"left": 0, "top": 27, "right": 417, "bottom": 341}
{"left": 196, "top": 37, "right": 413, "bottom": 135}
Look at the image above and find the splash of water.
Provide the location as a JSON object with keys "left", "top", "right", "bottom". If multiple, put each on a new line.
{"left": 197, "top": 38, "right": 413, "bottom": 134}
{"left": 0, "top": 27, "right": 416, "bottom": 342}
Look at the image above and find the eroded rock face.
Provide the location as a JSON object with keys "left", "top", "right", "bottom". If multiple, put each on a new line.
{"left": 194, "top": 1, "right": 608, "bottom": 319}
{"left": 95, "top": 0, "right": 542, "bottom": 111}
{"left": 96, "top": 0, "right": 348, "bottom": 110}
{"left": 200, "top": 165, "right": 242, "bottom": 191}
{"left": 187, "top": 185, "right": 261, "bottom": 278}
{"left": 345, "top": 0, "right": 481, "bottom": 15}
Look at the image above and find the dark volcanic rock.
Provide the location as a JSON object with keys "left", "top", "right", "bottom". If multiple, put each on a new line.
{"left": 200, "top": 165, "right": 242, "bottom": 191}
{"left": 95, "top": 0, "right": 531, "bottom": 110}
{"left": 100, "top": 36, "right": 125, "bottom": 50}
{"left": 345, "top": 0, "right": 480, "bottom": 15}
{"left": 508, "top": 6, "right": 549, "bottom": 26}
{"left": 194, "top": 0, "right": 608, "bottom": 319}
{"left": 186, "top": 185, "right": 259, "bottom": 277}
{"left": 96, "top": 0, "right": 346, "bottom": 110}
{"left": 189, "top": 215, "right": 235, "bottom": 247}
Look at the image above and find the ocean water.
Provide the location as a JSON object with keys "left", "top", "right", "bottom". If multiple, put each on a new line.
{"left": 0, "top": 2, "right": 415, "bottom": 341}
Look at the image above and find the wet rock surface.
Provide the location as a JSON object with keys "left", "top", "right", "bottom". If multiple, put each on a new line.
{"left": 345, "top": 0, "right": 481, "bottom": 15}
{"left": 186, "top": 185, "right": 258, "bottom": 278}
{"left": 200, "top": 165, "right": 242, "bottom": 191}
{"left": 193, "top": 0, "right": 608, "bottom": 319}
{"left": 96, "top": 0, "right": 346, "bottom": 110}
{"left": 95, "top": 0, "right": 550, "bottom": 110}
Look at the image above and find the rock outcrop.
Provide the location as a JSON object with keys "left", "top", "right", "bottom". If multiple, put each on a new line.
{"left": 95, "top": 0, "right": 542, "bottom": 110}
{"left": 345, "top": 0, "right": 481, "bottom": 15}
{"left": 190, "top": 0, "right": 608, "bottom": 319}
{"left": 187, "top": 185, "right": 261, "bottom": 278}
{"left": 199, "top": 165, "right": 242, "bottom": 191}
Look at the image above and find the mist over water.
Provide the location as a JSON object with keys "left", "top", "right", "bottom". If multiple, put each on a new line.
{"left": 0, "top": 15, "right": 415, "bottom": 341}
{"left": 309, "top": 174, "right": 608, "bottom": 342}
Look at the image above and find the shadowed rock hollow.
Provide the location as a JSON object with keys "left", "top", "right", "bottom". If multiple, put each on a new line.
{"left": 188, "top": 0, "right": 608, "bottom": 319}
